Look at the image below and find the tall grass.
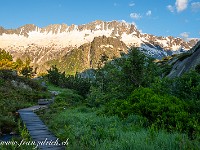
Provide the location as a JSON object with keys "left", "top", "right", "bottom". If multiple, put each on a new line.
{"left": 43, "top": 107, "right": 198, "bottom": 150}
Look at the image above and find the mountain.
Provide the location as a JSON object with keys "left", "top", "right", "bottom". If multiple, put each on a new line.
{"left": 44, "top": 35, "right": 127, "bottom": 74}
{"left": 0, "top": 20, "right": 198, "bottom": 74}
{"left": 167, "top": 41, "right": 200, "bottom": 77}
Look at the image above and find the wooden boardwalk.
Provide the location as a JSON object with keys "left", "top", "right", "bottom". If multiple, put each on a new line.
{"left": 18, "top": 105, "right": 66, "bottom": 150}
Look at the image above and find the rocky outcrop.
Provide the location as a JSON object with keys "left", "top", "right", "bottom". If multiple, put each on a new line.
{"left": 167, "top": 41, "right": 200, "bottom": 77}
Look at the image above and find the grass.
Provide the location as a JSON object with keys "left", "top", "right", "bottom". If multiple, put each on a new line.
{"left": 36, "top": 82, "right": 200, "bottom": 149}
{"left": 40, "top": 106, "right": 199, "bottom": 150}
{"left": 46, "top": 82, "right": 67, "bottom": 92}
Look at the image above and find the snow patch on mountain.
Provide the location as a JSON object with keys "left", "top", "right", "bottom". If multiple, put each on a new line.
{"left": 0, "top": 20, "right": 198, "bottom": 62}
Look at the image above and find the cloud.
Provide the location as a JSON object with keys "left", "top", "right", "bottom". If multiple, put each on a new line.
{"left": 130, "top": 13, "right": 142, "bottom": 19}
{"left": 129, "top": 3, "right": 135, "bottom": 7}
{"left": 191, "top": 2, "right": 200, "bottom": 12}
{"left": 180, "top": 32, "right": 190, "bottom": 41}
{"left": 146, "top": 10, "right": 152, "bottom": 16}
{"left": 167, "top": 5, "right": 174, "bottom": 12}
{"left": 175, "top": 0, "right": 188, "bottom": 12}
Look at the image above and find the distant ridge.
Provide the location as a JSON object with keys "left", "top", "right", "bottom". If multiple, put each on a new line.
{"left": 0, "top": 20, "right": 198, "bottom": 74}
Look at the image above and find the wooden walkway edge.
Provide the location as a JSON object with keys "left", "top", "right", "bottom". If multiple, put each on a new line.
{"left": 18, "top": 105, "right": 66, "bottom": 150}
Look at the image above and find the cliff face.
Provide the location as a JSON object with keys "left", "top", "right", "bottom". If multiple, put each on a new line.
{"left": 168, "top": 41, "right": 200, "bottom": 78}
{"left": 0, "top": 20, "right": 198, "bottom": 74}
{"left": 43, "top": 36, "right": 128, "bottom": 74}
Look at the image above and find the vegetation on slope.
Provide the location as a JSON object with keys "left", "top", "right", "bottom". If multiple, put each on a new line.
{"left": 40, "top": 47, "right": 200, "bottom": 149}
{"left": 1, "top": 47, "right": 200, "bottom": 149}
{"left": 0, "top": 49, "right": 50, "bottom": 134}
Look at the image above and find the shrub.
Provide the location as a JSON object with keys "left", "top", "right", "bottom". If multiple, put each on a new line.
{"left": 87, "top": 48, "right": 160, "bottom": 106}
{"left": 195, "top": 64, "right": 200, "bottom": 74}
{"left": 46, "top": 65, "right": 61, "bottom": 86}
{"left": 46, "top": 65, "right": 91, "bottom": 97}
{"left": 63, "top": 74, "right": 91, "bottom": 97}
{"left": 104, "top": 88, "right": 200, "bottom": 137}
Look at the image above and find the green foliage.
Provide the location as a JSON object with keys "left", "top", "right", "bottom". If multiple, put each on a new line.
{"left": 39, "top": 47, "right": 200, "bottom": 148}
{"left": 47, "top": 65, "right": 61, "bottom": 86}
{"left": 0, "top": 50, "right": 36, "bottom": 78}
{"left": 52, "top": 89, "right": 84, "bottom": 110}
{"left": 46, "top": 65, "right": 91, "bottom": 97}
{"left": 20, "top": 58, "right": 35, "bottom": 78}
{"left": 41, "top": 107, "right": 198, "bottom": 150}
{"left": 87, "top": 47, "right": 160, "bottom": 105}
{"left": 152, "top": 71, "right": 200, "bottom": 101}
{"left": 65, "top": 74, "right": 91, "bottom": 97}
{"left": 0, "top": 120, "right": 36, "bottom": 150}
{"left": 0, "top": 49, "right": 13, "bottom": 61}
{"left": 20, "top": 66, "right": 34, "bottom": 78}
{"left": 85, "top": 86, "right": 107, "bottom": 107}
{"left": 195, "top": 64, "right": 200, "bottom": 74}
{"left": 0, "top": 69, "right": 49, "bottom": 134}
{"left": 161, "top": 64, "right": 172, "bottom": 76}
{"left": 104, "top": 88, "right": 200, "bottom": 137}
{"left": 121, "top": 48, "right": 156, "bottom": 87}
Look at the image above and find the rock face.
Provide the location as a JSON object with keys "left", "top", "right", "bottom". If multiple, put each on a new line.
{"left": 44, "top": 36, "right": 128, "bottom": 74}
{"left": 168, "top": 41, "right": 200, "bottom": 77}
{"left": 0, "top": 20, "right": 198, "bottom": 73}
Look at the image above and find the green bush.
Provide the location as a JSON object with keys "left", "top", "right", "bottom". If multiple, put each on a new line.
{"left": 104, "top": 88, "right": 200, "bottom": 137}
{"left": 0, "top": 49, "right": 13, "bottom": 61}
{"left": 46, "top": 65, "right": 91, "bottom": 97}
{"left": 63, "top": 74, "right": 91, "bottom": 97}
{"left": 46, "top": 65, "right": 61, "bottom": 86}
{"left": 151, "top": 71, "right": 200, "bottom": 117}
{"left": 86, "top": 48, "right": 160, "bottom": 106}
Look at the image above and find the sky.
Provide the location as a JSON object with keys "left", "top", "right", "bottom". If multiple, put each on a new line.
{"left": 0, "top": 0, "right": 200, "bottom": 39}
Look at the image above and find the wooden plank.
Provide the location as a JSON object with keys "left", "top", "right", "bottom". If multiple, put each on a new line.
{"left": 23, "top": 122, "right": 44, "bottom": 125}
{"left": 31, "top": 135, "right": 57, "bottom": 140}
{"left": 29, "top": 131, "right": 51, "bottom": 134}
{"left": 18, "top": 104, "right": 65, "bottom": 150}
{"left": 26, "top": 126, "right": 48, "bottom": 130}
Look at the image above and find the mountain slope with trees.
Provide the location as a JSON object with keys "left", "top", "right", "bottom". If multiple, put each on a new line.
{"left": 41, "top": 46, "right": 200, "bottom": 149}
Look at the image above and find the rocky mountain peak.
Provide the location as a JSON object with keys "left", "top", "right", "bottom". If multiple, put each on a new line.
{"left": 0, "top": 20, "right": 199, "bottom": 74}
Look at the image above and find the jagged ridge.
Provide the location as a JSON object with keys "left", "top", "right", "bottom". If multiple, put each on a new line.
{"left": 0, "top": 20, "right": 198, "bottom": 74}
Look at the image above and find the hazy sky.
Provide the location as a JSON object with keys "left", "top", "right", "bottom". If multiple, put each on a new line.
{"left": 0, "top": 0, "right": 200, "bottom": 38}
